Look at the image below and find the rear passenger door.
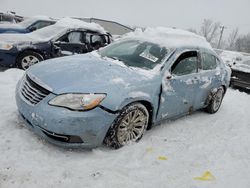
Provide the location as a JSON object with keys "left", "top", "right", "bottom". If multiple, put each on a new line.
{"left": 193, "top": 51, "right": 221, "bottom": 109}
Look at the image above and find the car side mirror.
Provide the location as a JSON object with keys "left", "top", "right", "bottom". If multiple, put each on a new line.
{"left": 166, "top": 75, "right": 172, "bottom": 80}
{"left": 29, "top": 26, "right": 37, "bottom": 32}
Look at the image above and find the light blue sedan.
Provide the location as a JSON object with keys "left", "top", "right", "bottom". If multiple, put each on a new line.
{"left": 15, "top": 28, "right": 231, "bottom": 149}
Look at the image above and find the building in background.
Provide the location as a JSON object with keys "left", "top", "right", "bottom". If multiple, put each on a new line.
{"left": 78, "top": 17, "right": 134, "bottom": 36}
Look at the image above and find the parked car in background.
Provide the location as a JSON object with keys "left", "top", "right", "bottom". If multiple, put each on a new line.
{"left": 15, "top": 28, "right": 231, "bottom": 149}
{"left": 0, "top": 12, "right": 23, "bottom": 24}
{"left": 0, "top": 16, "right": 56, "bottom": 34}
{"left": 231, "top": 60, "right": 250, "bottom": 90}
{"left": 215, "top": 49, "right": 245, "bottom": 67}
{"left": 0, "top": 18, "right": 111, "bottom": 69}
{"left": 78, "top": 17, "right": 134, "bottom": 36}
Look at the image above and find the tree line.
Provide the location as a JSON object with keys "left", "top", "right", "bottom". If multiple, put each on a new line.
{"left": 188, "top": 19, "right": 250, "bottom": 53}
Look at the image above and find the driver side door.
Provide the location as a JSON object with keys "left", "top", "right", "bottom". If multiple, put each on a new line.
{"left": 158, "top": 50, "right": 201, "bottom": 119}
{"left": 54, "top": 31, "right": 88, "bottom": 55}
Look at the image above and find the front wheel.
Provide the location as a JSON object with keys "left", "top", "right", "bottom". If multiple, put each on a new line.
{"left": 205, "top": 86, "right": 225, "bottom": 114}
{"left": 104, "top": 103, "right": 149, "bottom": 149}
{"left": 16, "top": 51, "right": 44, "bottom": 70}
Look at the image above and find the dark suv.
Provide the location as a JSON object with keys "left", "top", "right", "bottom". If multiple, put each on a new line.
{"left": 0, "top": 18, "right": 112, "bottom": 69}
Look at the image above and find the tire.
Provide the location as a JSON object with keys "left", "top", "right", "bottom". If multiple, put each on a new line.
{"left": 205, "top": 86, "right": 225, "bottom": 114}
{"left": 104, "top": 103, "right": 149, "bottom": 149}
{"left": 16, "top": 51, "right": 44, "bottom": 70}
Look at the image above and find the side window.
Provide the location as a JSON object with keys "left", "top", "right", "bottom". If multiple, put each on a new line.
{"left": 57, "top": 31, "right": 83, "bottom": 43}
{"left": 171, "top": 51, "right": 198, "bottom": 76}
{"left": 85, "top": 33, "right": 106, "bottom": 49}
{"left": 201, "top": 53, "right": 217, "bottom": 70}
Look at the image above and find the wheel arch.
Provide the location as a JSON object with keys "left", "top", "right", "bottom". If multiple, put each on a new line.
{"left": 16, "top": 48, "right": 45, "bottom": 62}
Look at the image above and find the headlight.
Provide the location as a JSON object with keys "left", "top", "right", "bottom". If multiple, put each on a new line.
{"left": 49, "top": 93, "right": 106, "bottom": 111}
{"left": 0, "top": 43, "right": 13, "bottom": 50}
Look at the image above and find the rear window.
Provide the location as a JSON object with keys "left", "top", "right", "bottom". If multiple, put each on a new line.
{"left": 201, "top": 53, "right": 217, "bottom": 70}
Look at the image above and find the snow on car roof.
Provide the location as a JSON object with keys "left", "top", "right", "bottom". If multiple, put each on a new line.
{"left": 123, "top": 27, "right": 212, "bottom": 49}
{"left": 55, "top": 17, "right": 107, "bottom": 34}
{"left": 25, "top": 15, "right": 56, "bottom": 21}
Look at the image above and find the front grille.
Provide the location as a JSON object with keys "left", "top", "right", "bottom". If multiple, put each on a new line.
{"left": 21, "top": 75, "right": 50, "bottom": 105}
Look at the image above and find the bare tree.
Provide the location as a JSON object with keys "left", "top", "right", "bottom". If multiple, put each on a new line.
{"left": 187, "top": 28, "right": 197, "bottom": 34}
{"left": 227, "top": 28, "right": 239, "bottom": 50}
{"left": 199, "top": 19, "right": 221, "bottom": 47}
{"left": 235, "top": 33, "right": 250, "bottom": 53}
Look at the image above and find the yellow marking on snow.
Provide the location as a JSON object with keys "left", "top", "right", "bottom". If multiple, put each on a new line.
{"left": 146, "top": 147, "right": 153, "bottom": 153}
{"left": 157, "top": 156, "right": 168, "bottom": 161}
{"left": 194, "top": 171, "right": 216, "bottom": 181}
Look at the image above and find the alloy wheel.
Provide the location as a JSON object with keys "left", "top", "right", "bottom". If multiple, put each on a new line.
{"left": 117, "top": 109, "right": 148, "bottom": 145}
{"left": 21, "top": 55, "right": 40, "bottom": 70}
{"left": 212, "top": 88, "right": 224, "bottom": 112}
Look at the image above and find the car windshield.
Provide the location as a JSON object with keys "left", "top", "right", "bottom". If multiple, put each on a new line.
{"left": 18, "top": 18, "right": 36, "bottom": 28}
{"left": 99, "top": 40, "right": 169, "bottom": 70}
{"left": 30, "top": 25, "right": 65, "bottom": 40}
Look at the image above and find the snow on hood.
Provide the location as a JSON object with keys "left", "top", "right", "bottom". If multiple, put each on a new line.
{"left": 56, "top": 17, "right": 107, "bottom": 34}
{"left": 232, "top": 61, "right": 250, "bottom": 73}
{"left": 27, "top": 53, "right": 156, "bottom": 94}
{"left": 122, "top": 27, "right": 212, "bottom": 49}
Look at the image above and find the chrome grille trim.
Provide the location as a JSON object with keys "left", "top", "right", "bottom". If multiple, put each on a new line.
{"left": 20, "top": 75, "right": 51, "bottom": 105}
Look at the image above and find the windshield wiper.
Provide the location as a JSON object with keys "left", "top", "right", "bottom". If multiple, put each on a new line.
{"left": 108, "top": 56, "right": 122, "bottom": 61}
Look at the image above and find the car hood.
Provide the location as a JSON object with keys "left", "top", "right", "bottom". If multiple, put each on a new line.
{"left": 232, "top": 64, "right": 250, "bottom": 74}
{"left": 27, "top": 53, "right": 158, "bottom": 95}
{"left": 0, "top": 33, "right": 42, "bottom": 44}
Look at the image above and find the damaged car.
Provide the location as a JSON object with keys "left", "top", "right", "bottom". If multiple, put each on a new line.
{"left": 15, "top": 28, "right": 231, "bottom": 149}
{"left": 0, "top": 18, "right": 111, "bottom": 69}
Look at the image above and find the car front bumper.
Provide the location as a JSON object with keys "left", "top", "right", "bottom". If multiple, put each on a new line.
{"left": 15, "top": 81, "right": 117, "bottom": 149}
{"left": 0, "top": 49, "right": 18, "bottom": 67}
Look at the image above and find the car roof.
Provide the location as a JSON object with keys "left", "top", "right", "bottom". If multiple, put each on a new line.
{"left": 54, "top": 17, "right": 107, "bottom": 34}
{"left": 123, "top": 27, "right": 212, "bottom": 50}
{"left": 25, "top": 15, "right": 56, "bottom": 22}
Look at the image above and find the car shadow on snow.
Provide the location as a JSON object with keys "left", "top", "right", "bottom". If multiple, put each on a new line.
{"left": 231, "top": 86, "right": 250, "bottom": 95}
{"left": 0, "top": 66, "right": 8, "bottom": 72}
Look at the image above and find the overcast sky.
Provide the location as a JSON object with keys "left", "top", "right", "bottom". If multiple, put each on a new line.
{"left": 1, "top": 0, "right": 250, "bottom": 35}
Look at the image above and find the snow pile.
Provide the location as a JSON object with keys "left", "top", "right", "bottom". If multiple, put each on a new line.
{"left": 123, "top": 27, "right": 212, "bottom": 49}
{"left": 56, "top": 17, "right": 107, "bottom": 34}
{"left": 0, "top": 69, "right": 250, "bottom": 188}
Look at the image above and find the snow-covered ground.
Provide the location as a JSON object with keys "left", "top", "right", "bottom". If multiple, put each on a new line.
{"left": 0, "top": 69, "right": 250, "bottom": 188}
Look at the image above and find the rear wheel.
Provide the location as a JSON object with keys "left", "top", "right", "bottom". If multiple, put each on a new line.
{"left": 16, "top": 51, "right": 44, "bottom": 70}
{"left": 104, "top": 103, "right": 149, "bottom": 149}
{"left": 205, "top": 86, "right": 225, "bottom": 114}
